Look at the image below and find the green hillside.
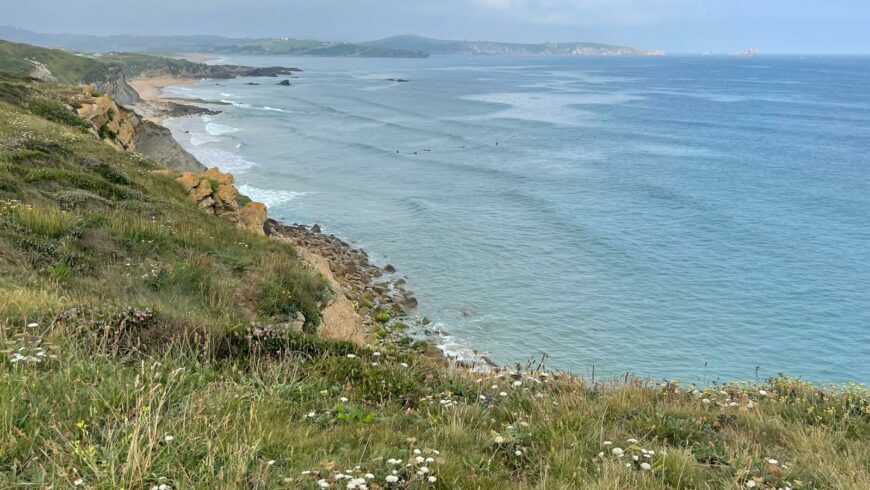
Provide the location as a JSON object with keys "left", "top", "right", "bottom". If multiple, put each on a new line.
{"left": 0, "top": 39, "right": 108, "bottom": 84}
{"left": 0, "top": 66, "right": 867, "bottom": 489}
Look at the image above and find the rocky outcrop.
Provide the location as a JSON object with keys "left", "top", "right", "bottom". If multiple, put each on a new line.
{"left": 73, "top": 86, "right": 205, "bottom": 172}
{"left": 131, "top": 120, "right": 204, "bottom": 172}
{"left": 269, "top": 223, "right": 420, "bottom": 339}
{"left": 175, "top": 168, "right": 267, "bottom": 235}
{"left": 91, "top": 65, "right": 141, "bottom": 107}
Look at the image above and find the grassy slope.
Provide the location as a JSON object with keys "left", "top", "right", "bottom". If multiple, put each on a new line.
{"left": 0, "top": 76, "right": 868, "bottom": 489}
{"left": 0, "top": 39, "right": 109, "bottom": 84}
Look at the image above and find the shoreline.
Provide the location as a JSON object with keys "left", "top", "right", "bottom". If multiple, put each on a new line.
{"left": 134, "top": 75, "right": 490, "bottom": 368}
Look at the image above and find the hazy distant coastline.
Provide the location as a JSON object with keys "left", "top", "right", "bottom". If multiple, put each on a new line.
{"left": 0, "top": 25, "right": 663, "bottom": 58}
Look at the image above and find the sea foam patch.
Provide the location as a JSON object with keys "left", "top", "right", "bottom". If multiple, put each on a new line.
{"left": 236, "top": 185, "right": 312, "bottom": 208}
{"left": 205, "top": 122, "right": 240, "bottom": 136}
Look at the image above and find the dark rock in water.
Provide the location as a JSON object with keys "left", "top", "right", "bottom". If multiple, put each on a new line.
{"left": 387, "top": 78, "right": 410, "bottom": 83}
{"left": 384, "top": 264, "right": 397, "bottom": 273}
{"left": 461, "top": 309, "right": 474, "bottom": 317}
{"left": 422, "top": 316, "right": 431, "bottom": 326}
{"left": 277, "top": 79, "right": 292, "bottom": 86}
{"left": 165, "top": 102, "right": 221, "bottom": 118}
{"left": 311, "top": 223, "right": 321, "bottom": 233}
{"left": 245, "top": 82, "right": 260, "bottom": 86}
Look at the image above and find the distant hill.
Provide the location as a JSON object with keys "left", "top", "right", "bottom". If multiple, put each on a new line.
{"left": 0, "top": 26, "right": 427, "bottom": 58}
{"left": 363, "top": 34, "right": 664, "bottom": 56}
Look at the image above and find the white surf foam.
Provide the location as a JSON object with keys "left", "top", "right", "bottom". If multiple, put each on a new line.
{"left": 236, "top": 185, "right": 312, "bottom": 207}
{"left": 205, "top": 122, "right": 240, "bottom": 136}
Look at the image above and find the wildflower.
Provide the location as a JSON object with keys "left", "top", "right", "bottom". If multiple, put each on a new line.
{"left": 400, "top": 362, "right": 409, "bottom": 367}
{"left": 267, "top": 460, "right": 276, "bottom": 466}
{"left": 317, "top": 479, "right": 330, "bottom": 488}
{"left": 385, "top": 475, "right": 399, "bottom": 483}
{"left": 164, "top": 435, "right": 174, "bottom": 442}
{"left": 627, "top": 438, "right": 638, "bottom": 444}
{"left": 346, "top": 354, "right": 357, "bottom": 359}
{"left": 387, "top": 458, "right": 402, "bottom": 465}
{"left": 603, "top": 441, "right": 612, "bottom": 446}
{"left": 425, "top": 457, "right": 434, "bottom": 463}
{"left": 416, "top": 456, "right": 425, "bottom": 463}
{"left": 301, "top": 471, "right": 312, "bottom": 475}
{"left": 494, "top": 435, "right": 505, "bottom": 444}
{"left": 417, "top": 466, "right": 430, "bottom": 475}
{"left": 373, "top": 352, "right": 381, "bottom": 357}
{"left": 759, "top": 390, "right": 768, "bottom": 397}
{"left": 73, "top": 479, "right": 84, "bottom": 486}
{"left": 641, "top": 462, "right": 652, "bottom": 471}
{"left": 512, "top": 380, "right": 522, "bottom": 387}
{"left": 491, "top": 384, "right": 498, "bottom": 389}
{"left": 611, "top": 447, "right": 624, "bottom": 457}
{"left": 413, "top": 449, "right": 422, "bottom": 455}
{"left": 308, "top": 411, "right": 317, "bottom": 418}
{"left": 768, "top": 459, "right": 779, "bottom": 465}
{"left": 515, "top": 450, "right": 522, "bottom": 456}
{"left": 340, "top": 397, "right": 349, "bottom": 402}
{"left": 427, "top": 476, "right": 437, "bottom": 483}
{"left": 499, "top": 392, "right": 508, "bottom": 397}
{"left": 27, "top": 322, "right": 38, "bottom": 328}
{"left": 364, "top": 473, "right": 374, "bottom": 479}
{"left": 597, "top": 452, "right": 604, "bottom": 458}
{"left": 347, "top": 477, "right": 367, "bottom": 488}
{"left": 745, "top": 481, "right": 756, "bottom": 488}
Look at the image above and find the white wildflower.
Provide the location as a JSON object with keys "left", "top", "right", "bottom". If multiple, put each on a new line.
{"left": 611, "top": 447, "right": 624, "bottom": 457}
{"left": 413, "top": 449, "right": 422, "bottom": 455}
{"left": 641, "top": 462, "right": 652, "bottom": 471}
{"left": 317, "top": 479, "right": 330, "bottom": 488}
{"left": 515, "top": 450, "right": 522, "bottom": 456}
{"left": 27, "top": 322, "right": 38, "bottom": 328}
{"left": 73, "top": 479, "right": 84, "bottom": 486}
{"left": 512, "top": 380, "right": 522, "bottom": 387}
{"left": 385, "top": 475, "right": 399, "bottom": 483}
{"left": 768, "top": 459, "right": 778, "bottom": 465}
{"left": 164, "top": 435, "right": 174, "bottom": 442}
{"left": 346, "top": 354, "right": 357, "bottom": 359}
{"left": 427, "top": 476, "right": 437, "bottom": 483}
{"left": 267, "top": 460, "right": 276, "bottom": 466}
{"left": 340, "top": 397, "right": 349, "bottom": 402}
{"left": 627, "top": 438, "right": 638, "bottom": 444}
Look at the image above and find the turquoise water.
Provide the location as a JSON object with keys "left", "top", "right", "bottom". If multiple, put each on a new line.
{"left": 164, "top": 55, "right": 870, "bottom": 382}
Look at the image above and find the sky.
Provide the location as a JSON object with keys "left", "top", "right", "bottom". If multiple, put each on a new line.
{"left": 3, "top": 0, "right": 869, "bottom": 54}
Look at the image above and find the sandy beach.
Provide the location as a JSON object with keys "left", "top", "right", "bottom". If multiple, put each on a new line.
{"left": 128, "top": 77, "right": 202, "bottom": 123}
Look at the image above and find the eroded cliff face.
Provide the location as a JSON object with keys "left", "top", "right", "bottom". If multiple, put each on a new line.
{"left": 73, "top": 86, "right": 205, "bottom": 172}
{"left": 91, "top": 65, "right": 141, "bottom": 106}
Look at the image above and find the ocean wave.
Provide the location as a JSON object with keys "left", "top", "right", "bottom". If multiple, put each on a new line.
{"left": 205, "top": 122, "right": 240, "bottom": 136}
{"left": 236, "top": 184, "right": 312, "bottom": 207}
{"left": 189, "top": 132, "right": 222, "bottom": 146}
{"left": 185, "top": 146, "right": 257, "bottom": 174}
{"left": 220, "top": 99, "right": 253, "bottom": 109}
{"left": 260, "top": 106, "right": 287, "bottom": 112}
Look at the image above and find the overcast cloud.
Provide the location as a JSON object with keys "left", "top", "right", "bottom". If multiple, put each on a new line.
{"left": 2, "top": 0, "right": 868, "bottom": 54}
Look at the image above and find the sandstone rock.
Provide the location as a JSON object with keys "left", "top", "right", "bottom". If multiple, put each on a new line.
{"left": 202, "top": 167, "right": 234, "bottom": 185}
{"left": 198, "top": 196, "right": 216, "bottom": 210}
{"left": 214, "top": 183, "right": 239, "bottom": 213}
{"left": 238, "top": 202, "right": 267, "bottom": 235}
{"left": 190, "top": 179, "right": 214, "bottom": 204}
{"left": 177, "top": 172, "right": 200, "bottom": 192}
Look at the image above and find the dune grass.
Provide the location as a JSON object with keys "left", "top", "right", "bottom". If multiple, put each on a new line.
{"left": 0, "top": 76, "right": 867, "bottom": 489}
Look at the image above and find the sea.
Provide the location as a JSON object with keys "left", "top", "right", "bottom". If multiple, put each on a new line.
{"left": 163, "top": 54, "right": 870, "bottom": 383}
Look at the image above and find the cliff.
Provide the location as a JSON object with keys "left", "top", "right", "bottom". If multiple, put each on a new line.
{"left": 0, "top": 42, "right": 865, "bottom": 490}
{"left": 72, "top": 85, "right": 204, "bottom": 172}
